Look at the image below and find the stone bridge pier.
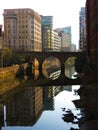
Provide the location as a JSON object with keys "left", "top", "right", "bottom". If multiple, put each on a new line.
{"left": 24, "top": 51, "right": 86, "bottom": 81}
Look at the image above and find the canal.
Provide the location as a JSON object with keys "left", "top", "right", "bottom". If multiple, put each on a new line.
{"left": 0, "top": 60, "right": 98, "bottom": 130}
{"left": 0, "top": 83, "right": 80, "bottom": 130}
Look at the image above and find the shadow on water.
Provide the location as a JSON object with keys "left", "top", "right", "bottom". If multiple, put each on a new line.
{"left": 0, "top": 76, "right": 81, "bottom": 130}
{"left": 1, "top": 76, "right": 98, "bottom": 130}
{"left": 1, "top": 64, "right": 98, "bottom": 130}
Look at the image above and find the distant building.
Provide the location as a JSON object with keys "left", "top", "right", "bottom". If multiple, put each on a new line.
{"left": 55, "top": 26, "right": 72, "bottom": 52}
{"left": 53, "top": 30, "right": 61, "bottom": 51}
{"left": 69, "top": 44, "right": 76, "bottom": 52}
{"left": 41, "top": 16, "right": 53, "bottom": 51}
{"left": 62, "top": 26, "right": 72, "bottom": 45}
{"left": 3, "top": 8, "right": 42, "bottom": 51}
{"left": 79, "top": 7, "right": 86, "bottom": 51}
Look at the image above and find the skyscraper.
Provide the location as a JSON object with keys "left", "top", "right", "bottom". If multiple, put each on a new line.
{"left": 79, "top": 7, "right": 86, "bottom": 51}
{"left": 55, "top": 26, "right": 72, "bottom": 52}
{"left": 3, "top": 8, "right": 42, "bottom": 51}
{"left": 41, "top": 16, "right": 53, "bottom": 51}
{"left": 62, "top": 26, "right": 72, "bottom": 45}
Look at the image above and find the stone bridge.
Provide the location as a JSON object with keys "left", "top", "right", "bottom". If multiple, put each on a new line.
{"left": 22, "top": 51, "right": 86, "bottom": 85}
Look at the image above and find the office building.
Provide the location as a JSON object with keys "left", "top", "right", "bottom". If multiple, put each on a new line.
{"left": 41, "top": 16, "right": 53, "bottom": 51}
{"left": 62, "top": 26, "right": 72, "bottom": 45}
{"left": 55, "top": 26, "right": 72, "bottom": 52}
{"left": 3, "top": 8, "right": 42, "bottom": 51}
{"left": 79, "top": 7, "right": 86, "bottom": 51}
{"left": 53, "top": 30, "right": 61, "bottom": 51}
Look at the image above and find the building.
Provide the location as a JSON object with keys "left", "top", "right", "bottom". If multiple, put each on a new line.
{"left": 69, "top": 44, "right": 76, "bottom": 52}
{"left": 55, "top": 26, "right": 72, "bottom": 52}
{"left": 41, "top": 16, "right": 53, "bottom": 51}
{"left": 86, "top": 0, "right": 98, "bottom": 66}
{"left": 3, "top": 8, "right": 42, "bottom": 51}
{"left": 62, "top": 26, "right": 72, "bottom": 45}
{"left": 53, "top": 30, "right": 61, "bottom": 51}
{"left": 79, "top": 7, "right": 86, "bottom": 51}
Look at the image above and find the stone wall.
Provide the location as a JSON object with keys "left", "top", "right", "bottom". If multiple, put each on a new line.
{"left": 0, "top": 64, "right": 27, "bottom": 80}
{"left": 0, "top": 65, "right": 19, "bottom": 80}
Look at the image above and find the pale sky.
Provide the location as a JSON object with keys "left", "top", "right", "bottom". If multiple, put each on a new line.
{"left": 0, "top": 0, "right": 86, "bottom": 48}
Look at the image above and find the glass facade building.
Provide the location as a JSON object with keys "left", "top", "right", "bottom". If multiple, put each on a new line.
{"left": 62, "top": 26, "right": 72, "bottom": 45}
{"left": 41, "top": 16, "right": 53, "bottom": 51}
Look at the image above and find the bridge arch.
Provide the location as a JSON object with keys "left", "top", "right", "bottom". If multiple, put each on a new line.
{"left": 23, "top": 51, "right": 85, "bottom": 84}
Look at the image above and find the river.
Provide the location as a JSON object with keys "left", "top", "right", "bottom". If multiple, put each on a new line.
{"left": 0, "top": 83, "right": 81, "bottom": 130}
{"left": 0, "top": 65, "right": 98, "bottom": 130}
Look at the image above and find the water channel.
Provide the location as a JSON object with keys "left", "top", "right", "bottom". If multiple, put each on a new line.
{"left": 0, "top": 84, "right": 80, "bottom": 130}
{"left": 0, "top": 58, "right": 98, "bottom": 130}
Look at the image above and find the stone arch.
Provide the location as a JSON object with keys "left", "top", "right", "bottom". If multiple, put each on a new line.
{"left": 23, "top": 51, "right": 86, "bottom": 81}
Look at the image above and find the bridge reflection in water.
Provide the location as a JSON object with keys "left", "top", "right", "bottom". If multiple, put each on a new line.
{"left": 0, "top": 77, "right": 80, "bottom": 130}
{"left": 0, "top": 63, "right": 83, "bottom": 129}
{"left": 30, "top": 72, "right": 83, "bottom": 86}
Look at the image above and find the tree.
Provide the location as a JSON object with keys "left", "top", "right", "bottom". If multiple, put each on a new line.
{"left": 2, "top": 47, "right": 25, "bottom": 67}
{"left": 3, "top": 47, "right": 13, "bottom": 66}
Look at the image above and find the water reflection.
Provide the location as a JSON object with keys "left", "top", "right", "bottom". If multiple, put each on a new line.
{"left": 0, "top": 78, "right": 81, "bottom": 130}
{"left": 0, "top": 65, "right": 81, "bottom": 130}
{"left": 5, "top": 87, "right": 42, "bottom": 126}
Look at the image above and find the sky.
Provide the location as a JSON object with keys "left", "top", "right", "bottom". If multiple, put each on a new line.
{"left": 0, "top": 0, "right": 86, "bottom": 48}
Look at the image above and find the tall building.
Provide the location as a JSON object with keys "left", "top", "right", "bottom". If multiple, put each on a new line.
{"left": 53, "top": 30, "right": 61, "bottom": 51}
{"left": 55, "top": 26, "right": 72, "bottom": 52}
{"left": 60, "top": 32, "right": 70, "bottom": 51}
{"left": 79, "top": 7, "right": 86, "bottom": 51}
{"left": 41, "top": 16, "right": 53, "bottom": 51}
{"left": 62, "top": 26, "right": 72, "bottom": 45}
{"left": 86, "top": 0, "right": 98, "bottom": 66}
{"left": 3, "top": 8, "right": 42, "bottom": 51}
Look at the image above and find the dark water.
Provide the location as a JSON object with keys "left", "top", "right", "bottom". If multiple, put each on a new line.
{"left": 0, "top": 79, "right": 81, "bottom": 130}
{"left": 0, "top": 63, "right": 98, "bottom": 130}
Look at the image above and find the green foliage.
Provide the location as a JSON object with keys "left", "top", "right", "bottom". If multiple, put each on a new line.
{"left": 65, "top": 57, "right": 76, "bottom": 66}
{"left": 2, "top": 47, "right": 25, "bottom": 66}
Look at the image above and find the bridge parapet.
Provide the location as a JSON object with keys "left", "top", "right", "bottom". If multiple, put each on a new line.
{"left": 22, "top": 51, "right": 86, "bottom": 83}
{"left": 23, "top": 51, "right": 85, "bottom": 62}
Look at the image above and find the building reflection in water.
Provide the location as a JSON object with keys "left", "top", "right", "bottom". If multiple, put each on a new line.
{"left": 0, "top": 83, "right": 70, "bottom": 129}
{"left": 5, "top": 86, "right": 43, "bottom": 126}
{"left": 0, "top": 66, "right": 76, "bottom": 129}
{"left": 43, "top": 86, "right": 61, "bottom": 111}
